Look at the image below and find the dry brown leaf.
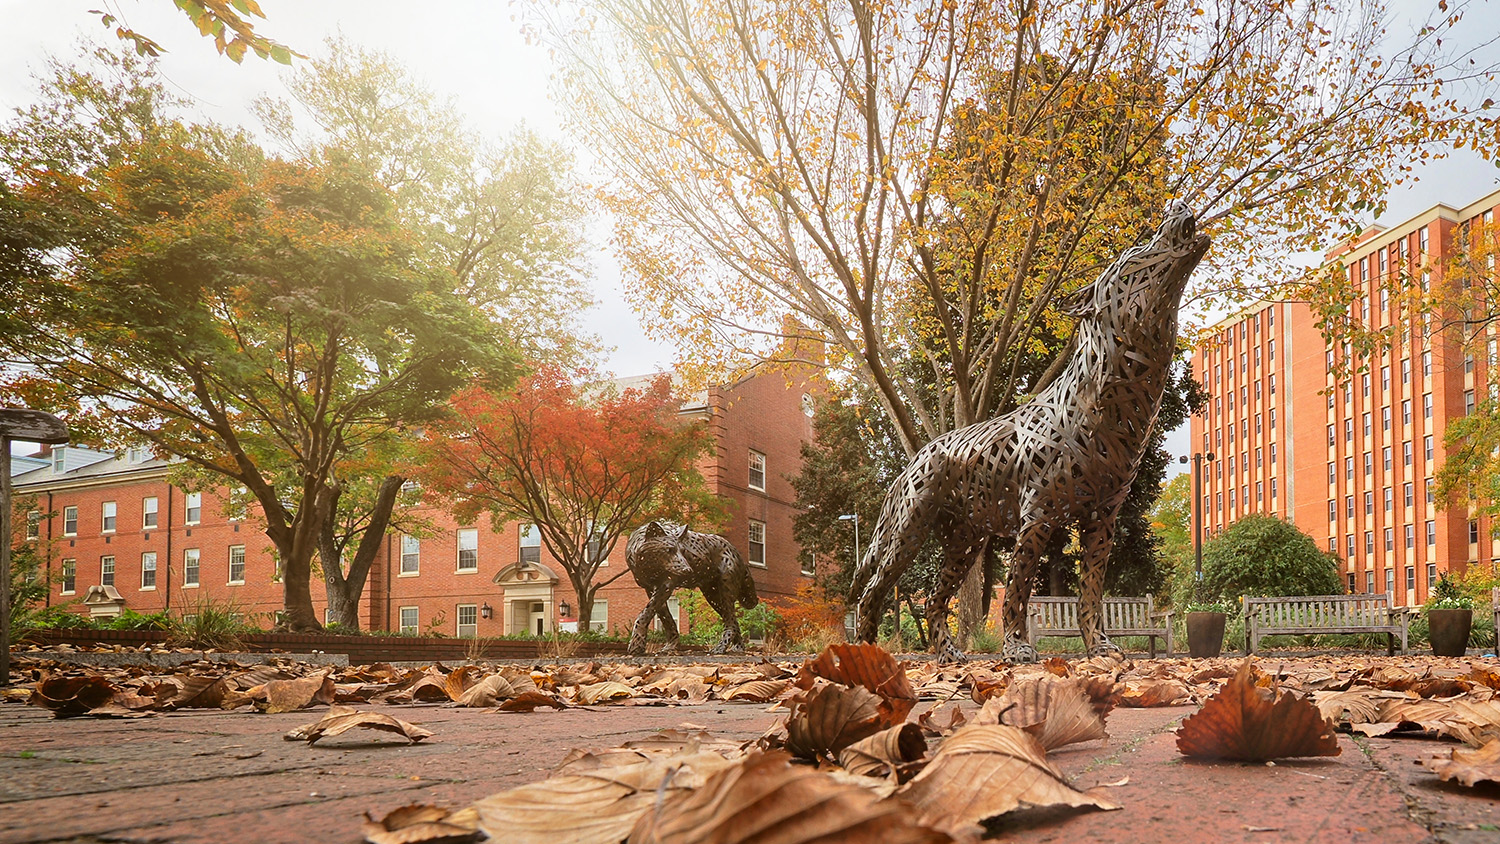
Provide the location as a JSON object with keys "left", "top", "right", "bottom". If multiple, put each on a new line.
{"left": 473, "top": 750, "right": 736, "bottom": 844}
{"left": 627, "top": 751, "right": 954, "bottom": 844}
{"left": 162, "top": 675, "right": 232, "bottom": 709}
{"left": 575, "top": 681, "right": 637, "bottom": 705}
{"left": 29, "top": 675, "right": 119, "bottom": 717}
{"left": 457, "top": 675, "right": 517, "bottom": 708}
{"left": 1041, "top": 657, "right": 1071, "bottom": 677}
{"left": 837, "top": 723, "right": 927, "bottom": 779}
{"left": 915, "top": 703, "right": 968, "bottom": 737}
{"left": 797, "top": 643, "right": 917, "bottom": 726}
{"left": 410, "top": 676, "right": 454, "bottom": 703}
{"left": 1312, "top": 689, "right": 1384, "bottom": 725}
{"left": 723, "top": 679, "right": 791, "bottom": 702}
{"left": 996, "top": 676, "right": 1109, "bottom": 750}
{"left": 1176, "top": 660, "right": 1341, "bottom": 761}
{"left": 1113, "top": 678, "right": 1193, "bottom": 708}
{"left": 444, "top": 666, "right": 483, "bottom": 702}
{"left": 262, "top": 671, "right": 337, "bottom": 714}
{"left": 1419, "top": 738, "right": 1500, "bottom": 787}
{"left": 497, "top": 691, "right": 568, "bottom": 712}
{"left": 362, "top": 804, "right": 483, "bottom": 844}
{"left": 894, "top": 724, "right": 1120, "bottom": 835}
{"left": 786, "top": 683, "right": 886, "bottom": 759}
{"left": 287, "top": 705, "right": 434, "bottom": 744}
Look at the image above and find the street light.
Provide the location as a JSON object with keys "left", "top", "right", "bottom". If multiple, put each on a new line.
{"left": 1190, "top": 451, "right": 1215, "bottom": 601}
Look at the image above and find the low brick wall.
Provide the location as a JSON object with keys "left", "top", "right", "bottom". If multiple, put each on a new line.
{"left": 16, "top": 628, "right": 630, "bottom": 663}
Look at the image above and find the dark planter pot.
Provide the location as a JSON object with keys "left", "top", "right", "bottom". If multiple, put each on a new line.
{"left": 1428, "top": 609, "right": 1473, "bottom": 657}
{"left": 1186, "top": 612, "right": 1227, "bottom": 658}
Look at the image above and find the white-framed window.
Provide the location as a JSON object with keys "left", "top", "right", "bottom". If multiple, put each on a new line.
{"left": 1426, "top": 519, "right": 1437, "bottom": 545}
{"left": 25, "top": 510, "right": 40, "bottom": 540}
{"left": 142, "top": 496, "right": 158, "bottom": 529}
{"left": 61, "top": 559, "right": 76, "bottom": 594}
{"left": 456, "top": 528, "right": 479, "bottom": 572}
{"left": 456, "top": 603, "right": 478, "bottom": 638}
{"left": 101, "top": 500, "right": 116, "bottom": 533}
{"left": 1365, "top": 570, "right": 1375, "bottom": 594}
{"left": 141, "top": 552, "right": 157, "bottom": 590}
{"left": 801, "top": 552, "right": 816, "bottom": 576}
{"left": 226, "top": 486, "right": 247, "bottom": 521}
{"left": 748, "top": 450, "right": 767, "bottom": 491}
{"left": 228, "top": 544, "right": 246, "bottom": 584}
{"left": 101, "top": 555, "right": 115, "bottom": 587}
{"left": 588, "top": 521, "right": 607, "bottom": 567}
{"left": 184, "top": 548, "right": 200, "bottom": 587}
{"left": 520, "top": 524, "right": 541, "bottom": 564}
{"left": 63, "top": 505, "right": 78, "bottom": 536}
{"left": 1386, "top": 568, "right": 1395, "bottom": 596}
{"left": 589, "top": 599, "right": 609, "bottom": 633}
{"left": 400, "top": 535, "right": 420, "bottom": 575}
{"left": 747, "top": 519, "right": 767, "bottom": 568}
{"left": 1427, "top": 563, "right": 1439, "bottom": 589}
{"left": 185, "top": 491, "right": 202, "bottom": 525}
{"left": 127, "top": 446, "right": 152, "bottom": 463}
{"left": 399, "top": 606, "right": 419, "bottom": 634}
{"left": 52, "top": 447, "right": 66, "bottom": 472}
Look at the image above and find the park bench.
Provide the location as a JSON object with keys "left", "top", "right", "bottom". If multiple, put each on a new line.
{"left": 1027, "top": 594, "right": 1173, "bottom": 657}
{"left": 1242, "top": 594, "right": 1409, "bottom": 655}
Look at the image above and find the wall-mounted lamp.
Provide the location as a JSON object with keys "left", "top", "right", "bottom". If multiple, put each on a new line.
{"left": 480, "top": 602, "right": 492, "bottom": 620}
{"left": 560, "top": 600, "right": 572, "bottom": 617}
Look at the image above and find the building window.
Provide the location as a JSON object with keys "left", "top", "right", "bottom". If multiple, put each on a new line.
{"left": 1365, "top": 570, "right": 1375, "bottom": 594}
{"left": 1422, "top": 352, "right": 1432, "bottom": 377}
{"left": 1364, "top": 530, "right": 1374, "bottom": 554}
{"left": 1427, "top": 562, "right": 1438, "bottom": 589}
{"left": 1382, "top": 407, "right": 1391, "bottom": 431}
{"left": 456, "top": 604, "right": 478, "bottom": 638}
{"left": 1423, "top": 393, "right": 1433, "bottom": 419}
{"left": 1386, "top": 568, "right": 1396, "bottom": 596}
{"left": 1346, "top": 535, "right": 1355, "bottom": 558}
{"left": 1345, "top": 495, "right": 1355, "bottom": 518}
{"left": 1328, "top": 499, "right": 1337, "bottom": 522}
{"left": 1404, "top": 482, "right": 1414, "bottom": 507}
{"left": 141, "top": 552, "right": 157, "bottom": 589}
{"left": 1403, "top": 442, "right": 1413, "bottom": 466}
{"left": 1426, "top": 478, "right": 1435, "bottom": 504}
{"left": 25, "top": 510, "right": 40, "bottom": 540}
{"left": 1424, "top": 435, "right": 1434, "bottom": 461}
{"left": 1402, "top": 400, "right": 1411, "bottom": 425}
{"left": 1426, "top": 520, "right": 1437, "bottom": 546}
{"left": 1269, "top": 443, "right": 1277, "bottom": 464}
{"left": 1383, "top": 446, "right": 1392, "bottom": 470}
{"left": 1406, "top": 525, "right": 1416, "bottom": 549}
{"left": 228, "top": 545, "right": 246, "bottom": 584}
{"left": 1348, "top": 572, "right": 1357, "bottom": 593}
{"left": 520, "top": 524, "right": 541, "bottom": 564}
{"left": 1364, "top": 491, "right": 1374, "bottom": 514}
{"left": 63, "top": 505, "right": 78, "bottom": 536}
{"left": 400, "top": 607, "right": 419, "bottom": 634}
{"left": 1466, "top": 390, "right": 1476, "bottom": 415}
{"left": 1257, "top": 481, "right": 1264, "bottom": 503}
{"left": 1345, "top": 419, "right": 1354, "bottom": 442}
{"left": 1362, "top": 374, "right": 1370, "bottom": 397}
{"left": 1327, "top": 462, "right": 1336, "bottom": 484}
{"left": 1363, "top": 412, "right": 1371, "bottom": 436}
{"left": 184, "top": 548, "right": 200, "bottom": 587}
{"left": 1381, "top": 366, "right": 1391, "bottom": 390}
{"left": 457, "top": 528, "right": 479, "bottom": 572}
{"left": 400, "top": 535, "right": 420, "bottom": 575}
{"left": 101, "top": 501, "right": 116, "bottom": 533}
{"left": 142, "top": 496, "right": 158, "bottom": 529}
{"left": 748, "top": 450, "right": 767, "bottom": 492}
{"left": 226, "top": 486, "right": 247, "bottom": 522}
{"left": 185, "top": 491, "right": 202, "bottom": 525}
{"left": 1385, "top": 527, "right": 1394, "bottom": 551}
{"left": 1364, "top": 453, "right": 1373, "bottom": 476}
{"left": 590, "top": 600, "right": 609, "bottom": 634}
{"left": 1270, "top": 478, "right": 1278, "bottom": 499}
{"left": 1469, "top": 520, "right": 1480, "bottom": 544}
{"left": 61, "top": 559, "right": 76, "bottom": 594}
{"left": 747, "top": 520, "right": 767, "bottom": 568}
{"left": 1405, "top": 566, "right": 1416, "bottom": 593}
{"left": 1345, "top": 456, "right": 1354, "bottom": 480}
{"left": 1384, "top": 487, "right": 1393, "bottom": 510}
{"left": 101, "top": 555, "right": 115, "bottom": 587}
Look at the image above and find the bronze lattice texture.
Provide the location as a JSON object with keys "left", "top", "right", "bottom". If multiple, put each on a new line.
{"left": 852, "top": 203, "right": 1211, "bottom": 663}
{"left": 625, "top": 521, "right": 760, "bottom": 655}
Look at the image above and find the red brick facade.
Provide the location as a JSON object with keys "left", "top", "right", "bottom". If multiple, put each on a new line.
{"left": 12, "top": 368, "right": 822, "bottom": 637}
{"left": 1190, "top": 188, "right": 1500, "bottom": 605}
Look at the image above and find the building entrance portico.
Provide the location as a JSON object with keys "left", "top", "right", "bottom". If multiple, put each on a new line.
{"left": 492, "top": 561, "right": 557, "bottom": 636}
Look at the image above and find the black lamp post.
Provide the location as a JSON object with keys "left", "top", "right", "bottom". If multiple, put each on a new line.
{"left": 1190, "top": 451, "right": 1215, "bottom": 602}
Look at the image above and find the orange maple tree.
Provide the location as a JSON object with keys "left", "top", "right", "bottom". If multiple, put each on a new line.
{"left": 415, "top": 368, "right": 723, "bottom": 631}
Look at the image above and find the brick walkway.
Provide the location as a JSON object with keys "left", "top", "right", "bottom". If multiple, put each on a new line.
{"left": 2, "top": 674, "right": 1498, "bottom": 843}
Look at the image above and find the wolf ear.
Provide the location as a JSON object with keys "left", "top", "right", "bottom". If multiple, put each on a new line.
{"left": 674, "top": 524, "right": 690, "bottom": 540}
{"left": 1057, "top": 281, "right": 1097, "bottom": 318}
{"left": 644, "top": 521, "right": 666, "bottom": 539}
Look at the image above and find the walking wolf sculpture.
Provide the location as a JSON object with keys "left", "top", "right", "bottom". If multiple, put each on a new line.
{"left": 852, "top": 203, "right": 1210, "bottom": 663}
{"left": 625, "top": 521, "right": 759, "bottom": 655}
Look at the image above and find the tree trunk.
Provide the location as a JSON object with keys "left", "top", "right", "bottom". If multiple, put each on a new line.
{"left": 904, "top": 592, "right": 928, "bottom": 648}
{"left": 574, "top": 580, "right": 595, "bottom": 633}
{"left": 319, "top": 476, "right": 404, "bottom": 631}
{"left": 954, "top": 561, "right": 985, "bottom": 648}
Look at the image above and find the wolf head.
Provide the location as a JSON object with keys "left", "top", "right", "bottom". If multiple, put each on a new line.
{"left": 1061, "top": 202, "right": 1210, "bottom": 335}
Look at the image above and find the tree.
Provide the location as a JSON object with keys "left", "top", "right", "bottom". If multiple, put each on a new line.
{"left": 415, "top": 368, "right": 724, "bottom": 631}
{"left": 89, "top": 1, "right": 300, "bottom": 64}
{"left": 1, "top": 124, "right": 509, "bottom": 630}
{"left": 526, "top": 0, "right": 1498, "bottom": 455}
{"left": 1199, "top": 514, "right": 1344, "bottom": 603}
{"left": 1151, "top": 472, "right": 1195, "bottom": 605}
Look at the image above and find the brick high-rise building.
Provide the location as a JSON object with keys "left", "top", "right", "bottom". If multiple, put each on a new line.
{"left": 1190, "top": 187, "right": 1500, "bottom": 606}
{"left": 10, "top": 368, "right": 821, "bottom": 637}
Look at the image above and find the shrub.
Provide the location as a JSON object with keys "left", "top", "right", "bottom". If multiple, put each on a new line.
{"left": 1189, "top": 514, "right": 1343, "bottom": 604}
{"left": 766, "top": 583, "right": 845, "bottom": 643}
{"left": 170, "top": 597, "right": 251, "bottom": 650}
{"left": 108, "top": 609, "right": 173, "bottom": 631}
{"left": 676, "top": 589, "right": 781, "bottom": 647}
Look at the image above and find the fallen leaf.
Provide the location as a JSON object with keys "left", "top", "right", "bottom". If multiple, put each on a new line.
{"left": 627, "top": 751, "right": 953, "bottom": 844}
{"left": 915, "top": 703, "right": 967, "bottom": 737}
{"left": 575, "top": 682, "right": 637, "bottom": 705}
{"left": 29, "top": 675, "right": 119, "bottom": 717}
{"left": 363, "top": 804, "right": 483, "bottom": 844}
{"left": 837, "top": 722, "right": 927, "bottom": 779}
{"left": 894, "top": 724, "right": 1120, "bottom": 835}
{"left": 287, "top": 705, "right": 434, "bottom": 745}
{"left": 1113, "top": 678, "right": 1193, "bottom": 707}
{"left": 1176, "top": 660, "right": 1341, "bottom": 761}
{"left": 797, "top": 643, "right": 917, "bottom": 726}
{"left": 723, "top": 679, "right": 790, "bottom": 702}
{"left": 1042, "top": 657, "right": 1071, "bottom": 677}
{"left": 994, "top": 676, "right": 1110, "bottom": 750}
{"left": 457, "top": 675, "right": 517, "bottom": 708}
{"left": 497, "top": 691, "right": 567, "bottom": 712}
{"left": 1419, "top": 738, "right": 1500, "bottom": 787}
{"left": 472, "top": 750, "right": 735, "bottom": 844}
{"left": 262, "top": 671, "right": 337, "bottom": 714}
{"left": 786, "top": 683, "right": 886, "bottom": 759}
{"left": 1312, "top": 689, "right": 1383, "bottom": 725}
{"left": 444, "top": 666, "right": 483, "bottom": 702}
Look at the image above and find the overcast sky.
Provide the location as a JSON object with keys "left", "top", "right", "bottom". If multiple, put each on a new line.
{"left": 5, "top": 1, "right": 1498, "bottom": 470}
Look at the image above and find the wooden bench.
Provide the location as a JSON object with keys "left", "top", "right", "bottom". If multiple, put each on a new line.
{"left": 1027, "top": 594, "right": 1173, "bottom": 657}
{"left": 1242, "top": 594, "right": 1409, "bottom": 655}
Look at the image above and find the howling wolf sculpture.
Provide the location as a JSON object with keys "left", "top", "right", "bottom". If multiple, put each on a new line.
{"left": 625, "top": 521, "right": 759, "bottom": 655}
{"left": 852, "top": 203, "right": 1210, "bottom": 663}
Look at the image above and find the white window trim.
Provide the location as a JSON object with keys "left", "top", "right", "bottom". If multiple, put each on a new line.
{"left": 26, "top": 510, "right": 40, "bottom": 541}
{"left": 748, "top": 449, "right": 767, "bottom": 492}
{"left": 140, "top": 552, "right": 157, "bottom": 591}
{"left": 227, "top": 545, "right": 246, "bottom": 585}
{"left": 142, "top": 496, "right": 159, "bottom": 530}
{"left": 183, "top": 548, "right": 201, "bottom": 588}
{"left": 399, "top": 606, "right": 420, "bottom": 635}
{"left": 456, "top": 603, "right": 479, "bottom": 637}
{"left": 184, "top": 491, "right": 202, "bottom": 526}
{"left": 63, "top": 505, "right": 78, "bottom": 537}
{"left": 747, "top": 519, "right": 768, "bottom": 569}
{"left": 399, "top": 534, "right": 421, "bottom": 577}
{"left": 101, "top": 501, "right": 117, "bottom": 534}
{"left": 60, "top": 559, "right": 76, "bottom": 595}
{"left": 456, "top": 528, "right": 479, "bottom": 573}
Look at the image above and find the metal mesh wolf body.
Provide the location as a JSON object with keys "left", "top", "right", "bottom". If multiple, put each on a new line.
{"left": 853, "top": 204, "right": 1211, "bottom": 663}
{"left": 625, "top": 521, "right": 760, "bottom": 655}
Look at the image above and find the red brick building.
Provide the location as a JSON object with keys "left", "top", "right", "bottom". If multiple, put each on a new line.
{"left": 1190, "top": 187, "right": 1500, "bottom": 605}
{"left": 12, "top": 368, "right": 821, "bottom": 637}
